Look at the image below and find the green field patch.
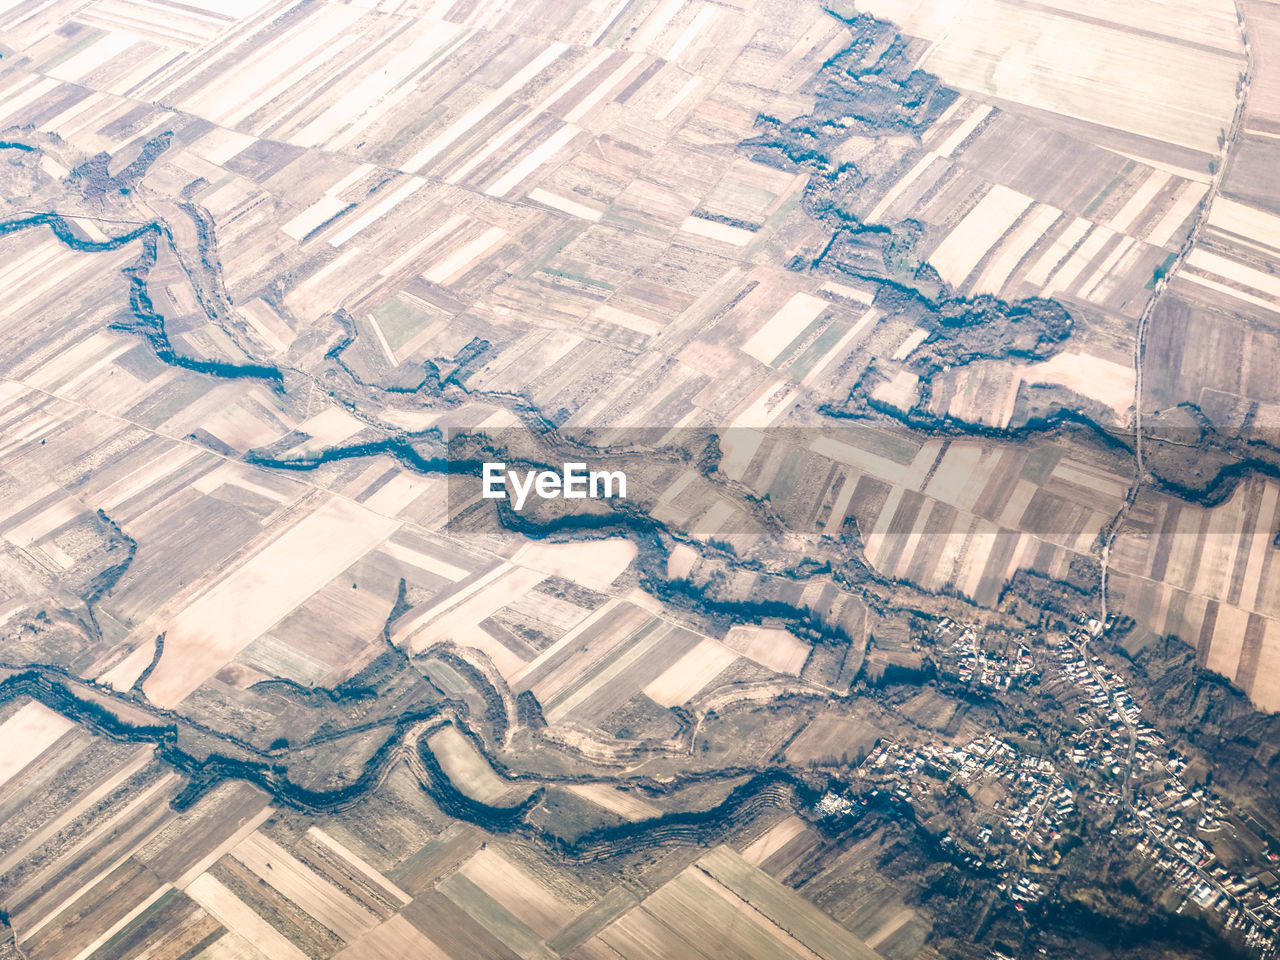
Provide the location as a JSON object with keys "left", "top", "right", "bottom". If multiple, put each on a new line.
{"left": 1082, "top": 161, "right": 1135, "bottom": 218}
{"left": 598, "top": 212, "right": 678, "bottom": 241}
{"left": 742, "top": 191, "right": 802, "bottom": 258}
{"left": 112, "top": 343, "right": 172, "bottom": 382}
{"left": 127, "top": 370, "right": 225, "bottom": 431}
{"left": 770, "top": 312, "right": 831, "bottom": 370}
{"left": 786, "top": 714, "right": 880, "bottom": 765}
{"left": 422, "top": 658, "right": 471, "bottom": 696}
{"left": 90, "top": 887, "right": 181, "bottom": 959}
{"left": 517, "top": 223, "right": 591, "bottom": 280}
{"left": 376, "top": 104, "right": 448, "bottom": 164}
{"left": 529, "top": 786, "right": 621, "bottom": 843}
{"left": 372, "top": 296, "right": 434, "bottom": 352}
{"left": 391, "top": 824, "right": 480, "bottom": 890}
{"left": 193, "top": 173, "right": 238, "bottom": 206}
{"left": 1118, "top": 624, "right": 1158, "bottom": 658}
{"left": 845, "top": 889, "right": 904, "bottom": 940}
{"left": 786, "top": 318, "right": 851, "bottom": 380}
{"left": 206, "top": 482, "right": 281, "bottom": 519}
{"left": 766, "top": 449, "right": 808, "bottom": 506}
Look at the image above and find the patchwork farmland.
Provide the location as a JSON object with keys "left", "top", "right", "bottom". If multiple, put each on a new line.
{"left": 0, "top": 0, "right": 1279, "bottom": 957}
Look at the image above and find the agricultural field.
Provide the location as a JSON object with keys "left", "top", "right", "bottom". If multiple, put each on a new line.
{"left": 1, "top": 0, "right": 1280, "bottom": 957}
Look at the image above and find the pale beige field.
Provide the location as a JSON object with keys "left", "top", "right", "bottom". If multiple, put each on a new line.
{"left": 457, "top": 845, "right": 577, "bottom": 937}
{"left": 509, "top": 598, "right": 631, "bottom": 691}
{"left": 1146, "top": 182, "right": 1209, "bottom": 246}
{"left": 1208, "top": 195, "right": 1280, "bottom": 252}
{"left": 67, "top": 886, "right": 173, "bottom": 960}
{"left": 334, "top": 915, "right": 450, "bottom": 960}
{"left": 512, "top": 538, "right": 637, "bottom": 592}
{"left": 175, "top": 804, "right": 278, "bottom": 890}
{"left": 680, "top": 215, "right": 757, "bottom": 247}
{"left": 1181, "top": 271, "right": 1280, "bottom": 318}
{"left": 591, "top": 845, "right": 881, "bottom": 960}
{"left": 426, "top": 725, "right": 513, "bottom": 804}
{"left": 13, "top": 772, "right": 178, "bottom": 938}
{"left": 742, "top": 292, "right": 829, "bottom": 364}
{"left": 0, "top": 700, "right": 76, "bottom": 788}
{"left": 186, "top": 873, "right": 311, "bottom": 960}
{"left": 567, "top": 782, "right": 662, "bottom": 821}
{"left": 937, "top": 362, "right": 1021, "bottom": 428}
{"left": 232, "top": 831, "right": 380, "bottom": 942}
{"left": 131, "top": 495, "right": 400, "bottom": 707}
{"left": 0, "top": 746, "right": 153, "bottom": 877}
{"left": 405, "top": 566, "right": 548, "bottom": 660}
{"left": 871, "top": 369, "right": 922, "bottom": 414}
{"left": 723, "top": 625, "right": 810, "bottom": 676}
{"left": 866, "top": 151, "right": 943, "bottom": 223}
{"left": 1109, "top": 169, "right": 1173, "bottom": 233}
{"left": 1021, "top": 352, "right": 1136, "bottom": 417}
{"left": 971, "top": 203, "right": 1063, "bottom": 295}
{"left": 1044, "top": 225, "right": 1115, "bottom": 296}
{"left": 642, "top": 638, "right": 740, "bottom": 707}
{"left": 866, "top": 907, "right": 918, "bottom": 949}
{"left": 930, "top": 184, "right": 1032, "bottom": 288}
{"left": 544, "top": 620, "right": 676, "bottom": 724}
{"left": 741, "top": 816, "right": 810, "bottom": 866}
{"left": 858, "top": 0, "right": 1242, "bottom": 153}
{"left": 1188, "top": 248, "right": 1280, "bottom": 299}
{"left": 1023, "top": 216, "right": 1092, "bottom": 287}
{"left": 1247, "top": 619, "right": 1280, "bottom": 710}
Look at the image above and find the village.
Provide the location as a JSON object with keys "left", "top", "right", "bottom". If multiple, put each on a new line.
{"left": 816, "top": 616, "right": 1280, "bottom": 956}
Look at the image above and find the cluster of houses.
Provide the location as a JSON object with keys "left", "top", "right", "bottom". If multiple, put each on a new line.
{"left": 935, "top": 620, "right": 1036, "bottom": 691}
{"left": 814, "top": 615, "right": 1280, "bottom": 954}
{"left": 838, "top": 733, "right": 1076, "bottom": 903}
{"left": 1047, "top": 628, "right": 1280, "bottom": 954}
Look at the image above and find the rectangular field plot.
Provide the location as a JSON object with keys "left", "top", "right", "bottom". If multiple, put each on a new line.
{"left": 0, "top": 700, "right": 76, "bottom": 788}
{"left": 588, "top": 846, "right": 880, "bottom": 960}
{"left": 722, "top": 626, "right": 810, "bottom": 676}
{"left": 864, "top": 0, "right": 1243, "bottom": 153}
{"left": 454, "top": 845, "right": 577, "bottom": 938}
{"left": 785, "top": 715, "right": 881, "bottom": 766}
